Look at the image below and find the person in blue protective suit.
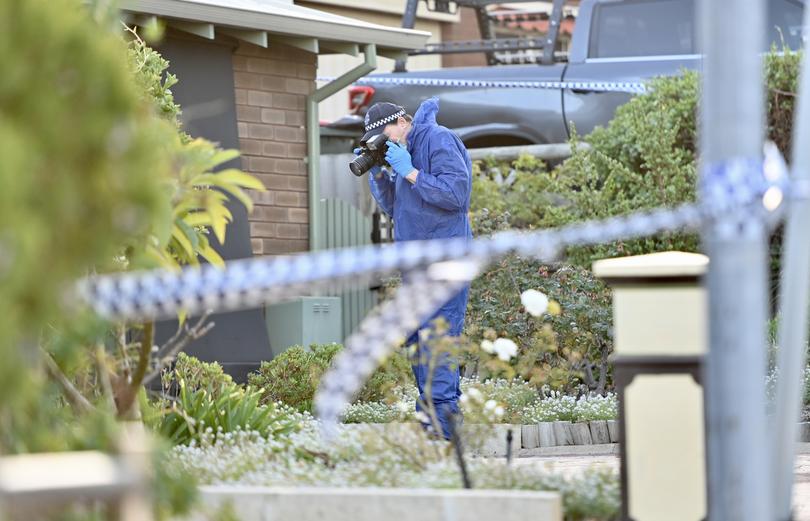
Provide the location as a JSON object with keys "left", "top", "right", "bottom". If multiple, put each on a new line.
{"left": 355, "top": 97, "right": 472, "bottom": 439}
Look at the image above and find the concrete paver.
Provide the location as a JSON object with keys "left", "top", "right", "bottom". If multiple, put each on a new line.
{"left": 511, "top": 444, "right": 810, "bottom": 520}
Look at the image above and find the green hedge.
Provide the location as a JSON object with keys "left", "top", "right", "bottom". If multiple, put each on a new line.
{"left": 466, "top": 49, "right": 801, "bottom": 390}
{"left": 472, "top": 50, "right": 799, "bottom": 268}
{"left": 466, "top": 257, "right": 613, "bottom": 393}
{"left": 248, "top": 344, "right": 413, "bottom": 412}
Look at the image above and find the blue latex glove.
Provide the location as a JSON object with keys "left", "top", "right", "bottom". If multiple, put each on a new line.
{"left": 385, "top": 141, "right": 415, "bottom": 177}
{"left": 353, "top": 147, "right": 381, "bottom": 175}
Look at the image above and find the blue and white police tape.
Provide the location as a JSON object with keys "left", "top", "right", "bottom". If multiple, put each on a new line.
{"left": 75, "top": 210, "right": 680, "bottom": 323}
{"left": 313, "top": 146, "right": 792, "bottom": 437}
{"left": 73, "top": 149, "right": 793, "bottom": 437}
{"left": 76, "top": 147, "right": 789, "bottom": 324}
{"left": 315, "top": 266, "right": 476, "bottom": 439}
{"left": 317, "top": 75, "right": 647, "bottom": 95}
{"left": 700, "top": 142, "right": 793, "bottom": 238}
{"left": 308, "top": 144, "right": 788, "bottom": 436}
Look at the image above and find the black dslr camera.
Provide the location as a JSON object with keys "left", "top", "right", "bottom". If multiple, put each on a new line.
{"left": 349, "top": 133, "right": 389, "bottom": 177}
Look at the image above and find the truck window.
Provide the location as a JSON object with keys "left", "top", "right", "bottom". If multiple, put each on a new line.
{"left": 589, "top": 0, "right": 803, "bottom": 59}
{"left": 768, "top": 0, "right": 804, "bottom": 50}
{"left": 589, "top": 0, "right": 695, "bottom": 59}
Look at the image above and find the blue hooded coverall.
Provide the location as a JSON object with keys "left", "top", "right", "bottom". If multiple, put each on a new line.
{"left": 368, "top": 98, "right": 473, "bottom": 438}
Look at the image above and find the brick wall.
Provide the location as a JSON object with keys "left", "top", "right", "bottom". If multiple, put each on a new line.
{"left": 232, "top": 42, "right": 316, "bottom": 256}
{"left": 440, "top": 7, "right": 487, "bottom": 68}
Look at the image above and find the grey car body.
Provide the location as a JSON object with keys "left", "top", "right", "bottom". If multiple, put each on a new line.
{"left": 330, "top": 0, "right": 804, "bottom": 148}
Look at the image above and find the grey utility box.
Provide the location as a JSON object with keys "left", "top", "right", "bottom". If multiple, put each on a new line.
{"left": 264, "top": 297, "right": 343, "bottom": 358}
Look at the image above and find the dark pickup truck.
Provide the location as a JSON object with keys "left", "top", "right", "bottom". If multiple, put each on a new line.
{"left": 330, "top": 0, "right": 804, "bottom": 148}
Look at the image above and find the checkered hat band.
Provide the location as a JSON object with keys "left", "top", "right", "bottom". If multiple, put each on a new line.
{"left": 365, "top": 109, "right": 405, "bottom": 132}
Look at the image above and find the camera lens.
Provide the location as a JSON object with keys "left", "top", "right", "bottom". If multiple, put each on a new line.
{"left": 349, "top": 152, "right": 375, "bottom": 177}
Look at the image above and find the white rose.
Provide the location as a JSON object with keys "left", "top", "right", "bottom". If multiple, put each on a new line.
{"left": 481, "top": 339, "right": 495, "bottom": 354}
{"left": 484, "top": 399, "right": 497, "bottom": 411}
{"left": 493, "top": 338, "right": 518, "bottom": 361}
{"left": 466, "top": 388, "right": 483, "bottom": 402}
{"left": 521, "top": 289, "right": 549, "bottom": 317}
{"left": 494, "top": 406, "right": 505, "bottom": 418}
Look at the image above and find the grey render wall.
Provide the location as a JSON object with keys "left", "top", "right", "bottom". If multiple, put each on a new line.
{"left": 155, "top": 33, "right": 272, "bottom": 382}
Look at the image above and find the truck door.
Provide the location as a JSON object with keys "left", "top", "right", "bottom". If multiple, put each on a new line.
{"left": 561, "top": 0, "right": 699, "bottom": 138}
{"left": 562, "top": 0, "right": 803, "bottom": 139}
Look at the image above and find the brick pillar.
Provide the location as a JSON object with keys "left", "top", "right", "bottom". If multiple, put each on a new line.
{"left": 232, "top": 42, "right": 316, "bottom": 255}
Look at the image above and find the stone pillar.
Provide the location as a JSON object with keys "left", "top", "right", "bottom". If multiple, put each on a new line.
{"left": 593, "top": 251, "right": 708, "bottom": 521}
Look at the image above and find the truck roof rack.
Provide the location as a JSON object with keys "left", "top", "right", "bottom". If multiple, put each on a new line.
{"left": 394, "top": 0, "right": 566, "bottom": 71}
{"left": 408, "top": 37, "right": 551, "bottom": 55}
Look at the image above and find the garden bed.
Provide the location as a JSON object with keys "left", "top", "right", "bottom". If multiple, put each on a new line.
{"left": 169, "top": 420, "right": 621, "bottom": 520}
{"left": 338, "top": 420, "right": 618, "bottom": 457}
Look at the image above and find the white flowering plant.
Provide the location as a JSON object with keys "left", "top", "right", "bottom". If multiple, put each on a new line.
{"left": 342, "top": 395, "right": 418, "bottom": 424}
{"left": 462, "top": 280, "right": 586, "bottom": 390}
{"left": 574, "top": 392, "right": 619, "bottom": 422}
{"left": 338, "top": 377, "right": 620, "bottom": 426}
{"left": 463, "top": 289, "right": 560, "bottom": 387}
{"left": 460, "top": 377, "right": 539, "bottom": 423}
{"left": 342, "top": 402, "right": 402, "bottom": 424}
{"left": 359, "top": 384, "right": 421, "bottom": 424}
{"left": 521, "top": 390, "right": 618, "bottom": 424}
{"left": 459, "top": 386, "right": 506, "bottom": 426}
{"left": 406, "top": 317, "right": 558, "bottom": 436}
{"left": 169, "top": 415, "right": 620, "bottom": 520}
{"left": 466, "top": 256, "right": 613, "bottom": 393}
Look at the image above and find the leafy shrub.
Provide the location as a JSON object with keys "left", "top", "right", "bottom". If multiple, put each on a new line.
{"left": 153, "top": 380, "right": 301, "bottom": 446}
{"left": 474, "top": 50, "right": 799, "bottom": 243}
{"left": 248, "top": 343, "right": 413, "bottom": 412}
{"left": 147, "top": 354, "right": 303, "bottom": 445}
{"left": 363, "top": 347, "right": 414, "bottom": 403}
{"left": 472, "top": 72, "right": 701, "bottom": 264}
{"left": 460, "top": 378, "right": 538, "bottom": 423}
{"left": 248, "top": 344, "right": 340, "bottom": 412}
{"left": 37, "top": 19, "right": 267, "bottom": 424}
{"left": 170, "top": 352, "right": 234, "bottom": 396}
{"left": 0, "top": 2, "right": 263, "bottom": 517}
{"left": 0, "top": 0, "right": 174, "bottom": 404}
{"left": 470, "top": 155, "right": 561, "bottom": 232}
{"left": 126, "top": 28, "right": 182, "bottom": 125}
{"left": 540, "top": 264, "right": 613, "bottom": 392}
{"left": 765, "top": 46, "right": 801, "bottom": 163}
{"left": 471, "top": 51, "right": 800, "bottom": 309}
{"left": 463, "top": 51, "right": 800, "bottom": 396}
{"left": 466, "top": 257, "right": 613, "bottom": 392}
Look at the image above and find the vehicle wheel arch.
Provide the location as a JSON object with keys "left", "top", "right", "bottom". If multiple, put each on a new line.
{"left": 461, "top": 133, "right": 541, "bottom": 149}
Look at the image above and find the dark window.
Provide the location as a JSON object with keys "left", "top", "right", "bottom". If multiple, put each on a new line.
{"left": 589, "top": 0, "right": 695, "bottom": 58}
{"left": 589, "top": 0, "right": 804, "bottom": 59}
{"left": 768, "top": 0, "right": 804, "bottom": 50}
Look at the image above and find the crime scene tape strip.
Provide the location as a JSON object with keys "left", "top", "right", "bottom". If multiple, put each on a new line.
{"left": 317, "top": 75, "right": 647, "bottom": 94}
{"left": 74, "top": 146, "right": 793, "bottom": 436}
